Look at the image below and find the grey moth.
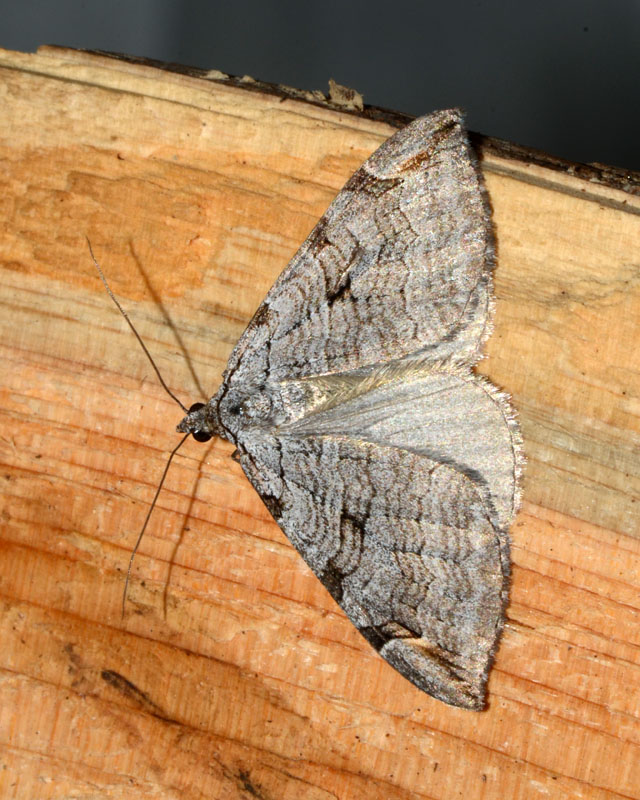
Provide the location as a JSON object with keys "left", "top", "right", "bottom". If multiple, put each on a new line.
{"left": 174, "top": 109, "right": 522, "bottom": 710}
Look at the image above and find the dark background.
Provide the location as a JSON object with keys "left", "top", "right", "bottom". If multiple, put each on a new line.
{"left": 2, "top": 0, "right": 639, "bottom": 170}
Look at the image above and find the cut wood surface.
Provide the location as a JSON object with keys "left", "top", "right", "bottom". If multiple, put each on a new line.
{"left": 1, "top": 46, "right": 639, "bottom": 799}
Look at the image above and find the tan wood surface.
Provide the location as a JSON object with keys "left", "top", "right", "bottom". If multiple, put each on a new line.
{"left": 1, "top": 46, "right": 639, "bottom": 799}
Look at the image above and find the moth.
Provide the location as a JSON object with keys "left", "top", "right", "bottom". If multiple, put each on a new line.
{"left": 176, "top": 109, "right": 522, "bottom": 710}
{"left": 101, "top": 109, "right": 522, "bottom": 710}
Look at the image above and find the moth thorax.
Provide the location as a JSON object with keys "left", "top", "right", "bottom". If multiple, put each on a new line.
{"left": 220, "top": 382, "right": 286, "bottom": 431}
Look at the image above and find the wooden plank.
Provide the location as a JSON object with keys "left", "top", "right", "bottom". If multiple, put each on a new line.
{"left": 0, "top": 45, "right": 639, "bottom": 799}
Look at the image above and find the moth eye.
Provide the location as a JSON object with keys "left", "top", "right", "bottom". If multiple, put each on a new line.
{"left": 229, "top": 404, "right": 242, "bottom": 416}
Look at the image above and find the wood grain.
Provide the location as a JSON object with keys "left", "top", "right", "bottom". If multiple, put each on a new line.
{"left": 0, "top": 46, "right": 639, "bottom": 799}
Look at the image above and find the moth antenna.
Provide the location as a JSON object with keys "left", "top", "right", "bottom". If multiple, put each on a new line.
{"left": 121, "top": 432, "right": 190, "bottom": 618}
{"left": 87, "top": 237, "right": 188, "bottom": 413}
{"left": 87, "top": 238, "right": 195, "bottom": 616}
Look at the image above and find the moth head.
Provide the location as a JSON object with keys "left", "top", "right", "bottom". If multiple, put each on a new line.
{"left": 176, "top": 401, "right": 220, "bottom": 442}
